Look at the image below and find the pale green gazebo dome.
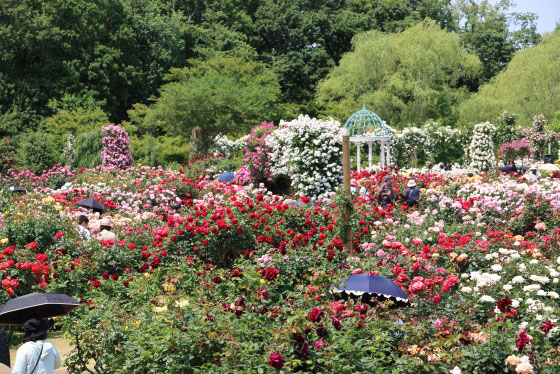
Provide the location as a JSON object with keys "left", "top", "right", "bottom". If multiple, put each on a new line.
{"left": 343, "top": 104, "right": 390, "bottom": 137}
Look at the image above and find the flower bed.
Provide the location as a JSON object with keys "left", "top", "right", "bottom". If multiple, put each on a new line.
{"left": 0, "top": 165, "right": 558, "bottom": 373}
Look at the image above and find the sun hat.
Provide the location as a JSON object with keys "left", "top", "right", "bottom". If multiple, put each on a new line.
{"left": 407, "top": 180, "right": 416, "bottom": 187}
{"left": 384, "top": 175, "right": 392, "bottom": 181}
{"left": 100, "top": 218, "right": 112, "bottom": 227}
{"left": 23, "top": 318, "right": 48, "bottom": 341}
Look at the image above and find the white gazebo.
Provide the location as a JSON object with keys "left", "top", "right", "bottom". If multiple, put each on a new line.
{"left": 344, "top": 105, "right": 392, "bottom": 171}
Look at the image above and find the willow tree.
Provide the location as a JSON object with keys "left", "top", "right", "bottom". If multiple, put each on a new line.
{"left": 459, "top": 29, "right": 560, "bottom": 127}
{"left": 315, "top": 20, "right": 481, "bottom": 127}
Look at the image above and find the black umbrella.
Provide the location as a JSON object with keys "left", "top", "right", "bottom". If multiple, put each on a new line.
{"left": 76, "top": 198, "right": 106, "bottom": 213}
{"left": 331, "top": 274, "right": 412, "bottom": 307}
{"left": 0, "top": 293, "right": 80, "bottom": 325}
{"left": 0, "top": 331, "right": 9, "bottom": 368}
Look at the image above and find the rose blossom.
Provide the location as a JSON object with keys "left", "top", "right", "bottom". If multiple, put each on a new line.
{"left": 267, "top": 352, "right": 285, "bottom": 369}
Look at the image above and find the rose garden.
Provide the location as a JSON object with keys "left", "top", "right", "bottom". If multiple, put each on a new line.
{"left": 0, "top": 109, "right": 558, "bottom": 374}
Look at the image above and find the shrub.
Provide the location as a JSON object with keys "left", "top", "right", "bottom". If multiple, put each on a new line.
{"left": 101, "top": 125, "right": 134, "bottom": 169}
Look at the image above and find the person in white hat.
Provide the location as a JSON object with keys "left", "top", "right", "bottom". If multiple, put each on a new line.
{"left": 96, "top": 218, "right": 117, "bottom": 247}
{"left": 404, "top": 179, "right": 420, "bottom": 208}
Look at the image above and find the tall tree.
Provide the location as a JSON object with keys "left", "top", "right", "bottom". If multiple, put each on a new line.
{"left": 455, "top": 0, "right": 540, "bottom": 85}
{"left": 147, "top": 57, "right": 280, "bottom": 153}
{"left": 0, "top": 0, "right": 190, "bottom": 133}
{"left": 458, "top": 29, "right": 560, "bottom": 127}
{"left": 315, "top": 20, "right": 481, "bottom": 127}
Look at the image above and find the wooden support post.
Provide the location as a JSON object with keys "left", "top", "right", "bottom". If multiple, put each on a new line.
{"left": 342, "top": 136, "right": 353, "bottom": 253}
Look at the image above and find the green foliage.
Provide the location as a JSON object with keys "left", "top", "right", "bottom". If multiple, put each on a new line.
{"left": 0, "top": 0, "right": 189, "bottom": 125}
{"left": 130, "top": 135, "right": 193, "bottom": 166}
{"left": 74, "top": 130, "right": 104, "bottom": 169}
{"left": 44, "top": 107, "right": 110, "bottom": 138}
{"left": 316, "top": 20, "right": 481, "bottom": 127}
{"left": 459, "top": 29, "right": 560, "bottom": 127}
{"left": 16, "top": 131, "right": 59, "bottom": 172}
{"left": 455, "top": 0, "right": 540, "bottom": 85}
{"left": 147, "top": 57, "right": 280, "bottom": 153}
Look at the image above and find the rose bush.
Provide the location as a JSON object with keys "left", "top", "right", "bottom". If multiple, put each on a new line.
{"left": 0, "top": 160, "right": 558, "bottom": 373}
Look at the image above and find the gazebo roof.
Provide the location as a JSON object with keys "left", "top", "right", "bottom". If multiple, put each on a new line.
{"left": 344, "top": 105, "right": 391, "bottom": 137}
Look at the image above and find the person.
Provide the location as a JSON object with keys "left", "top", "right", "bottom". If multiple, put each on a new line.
{"left": 358, "top": 180, "right": 368, "bottom": 201}
{"left": 510, "top": 160, "right": 518, "bottom": 173}
{"left": 501, "top": 161, "right": 513, "bottom": 173}
{"left": 77, "top": 215, "right": 91, "bottom": 240}
{"left": 350, "top": 179, "right": 358, "bottom": 195}
{"left": 404, "top": 180, "right": 420, "bottom": 207}
{"left": 12, "top": 318, "right": 61, "bottom": 374}
{"left": 525, "top": 168, "right": 541, "bottom": 182}
{"left": 96, "top": 218, "right": 117, "bottom": 247}
{"left": 377, "top": 175, "right": 394, "bottom": 209}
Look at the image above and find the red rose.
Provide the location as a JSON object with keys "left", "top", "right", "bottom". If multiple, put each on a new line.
{"left": 267, "top": 352, "right": 285, "bottom": 370}
{"left": 259, "top": 267, "right": 280, "bottom": 281}
{"left": 26, "top": 242, "right": 38, "bottom": 250}
{"left": 540, "top": 321, "right": 555, "bottom": 334}
{"left": 212, "top": 276, "right": 222, "bottom": 284}
{"left": 409, "top": 281, "right": 424, "bottom": 293}
{"left": 328, "top": 301, "right": 345, "bottom": 314}
{"left": 516, "top": 329, "right": 531, "bottom": 351}
{"left": 54, "top": 232, "right": 64, "bottom": 239}
{"left": 497, "top": 297, "right": 512, "bottom": 313}
{"left": 308, "top": 307, "right": 323, "bottom": 323}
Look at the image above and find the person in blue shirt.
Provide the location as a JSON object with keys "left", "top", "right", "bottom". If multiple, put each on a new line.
{"left": 404, "top": 180, "right": 420, "bottom": 208}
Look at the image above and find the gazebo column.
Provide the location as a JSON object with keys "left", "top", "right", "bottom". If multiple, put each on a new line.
{"left": 385, "top": 142, "right": 391, "bottom": 166}
{"left": 356, "top": 142, "right": 362, "bottom": 172}
{"left": 367, "top": 141, "right": 373, "bottom": 170}
{"left": 380, "top": 142, "right": 385, "bottom": 168}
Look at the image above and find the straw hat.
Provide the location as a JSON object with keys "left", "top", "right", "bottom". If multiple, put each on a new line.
{"left": 100, "top": 218, "right": 112, "bottom": 227}
{"left": 407, "top": 180, "right": 416, "bottom": 187}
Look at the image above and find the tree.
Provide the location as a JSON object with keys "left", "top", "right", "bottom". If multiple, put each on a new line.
{"left": 458, "top": 30, "right": 560, "bottom": 127}
{"left": 0, "top": 0, "right": 190, "bottom": 126}
{"left": 455, "top": 0, "right": 540, "bottom": 85}
{"left": 147, "top": 57, "right": 280, "bottom": 153}
{"left": 315, "top": 20, "right": 481, "bottom": 127}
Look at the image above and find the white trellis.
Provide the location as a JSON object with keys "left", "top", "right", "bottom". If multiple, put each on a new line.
{"left": 349, "top": 135, "right": 392, "bottom": 171}
{"left": 343, "top": 105, "right": 392, "bottom": 171}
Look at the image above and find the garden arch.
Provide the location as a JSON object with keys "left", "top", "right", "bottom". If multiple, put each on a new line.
{"left": 344, "top": 105, "right": 392, "bottom": 171}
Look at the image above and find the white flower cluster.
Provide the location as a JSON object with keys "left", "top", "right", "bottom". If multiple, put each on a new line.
{"left": 393, "top": 126, "right": 427, "bottom": 159}
{"left": 210, "top": 135, "right": 248, "bottom": 158}
{"left": 468, "top": 122, "right": 496, "bottom": 171}
{"left": 266, "top": 115, "right": 346, "bottom": 199}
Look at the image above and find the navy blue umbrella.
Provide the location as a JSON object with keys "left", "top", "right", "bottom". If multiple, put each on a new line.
{"left": 216, "top": 172, "right": 235, "bottom": 183}
{"left": 0, "top": 293, "right": 81, "bottom": 325}
{"left": 331, "top": 274, "right": 411, "bottom": 307}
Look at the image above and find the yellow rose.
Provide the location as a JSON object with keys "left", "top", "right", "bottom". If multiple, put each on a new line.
{"left": 0, "top": 238, "right": 8, "bottom": 244}
{"left": 143, "top": 272, "right": 150, "bottom": 278}
{"left": 55, "top": 204, "right": 63, "bottom": 211}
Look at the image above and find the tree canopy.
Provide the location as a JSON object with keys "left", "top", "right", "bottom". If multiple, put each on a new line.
{"left": 458, "top": 29, "right": 560, "bottom": 127}
{"left": 315, "top": 20, "right": 481, "bottom": 127}
{"left": 145, "top": 57, "right": 280, "bottom": 152}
